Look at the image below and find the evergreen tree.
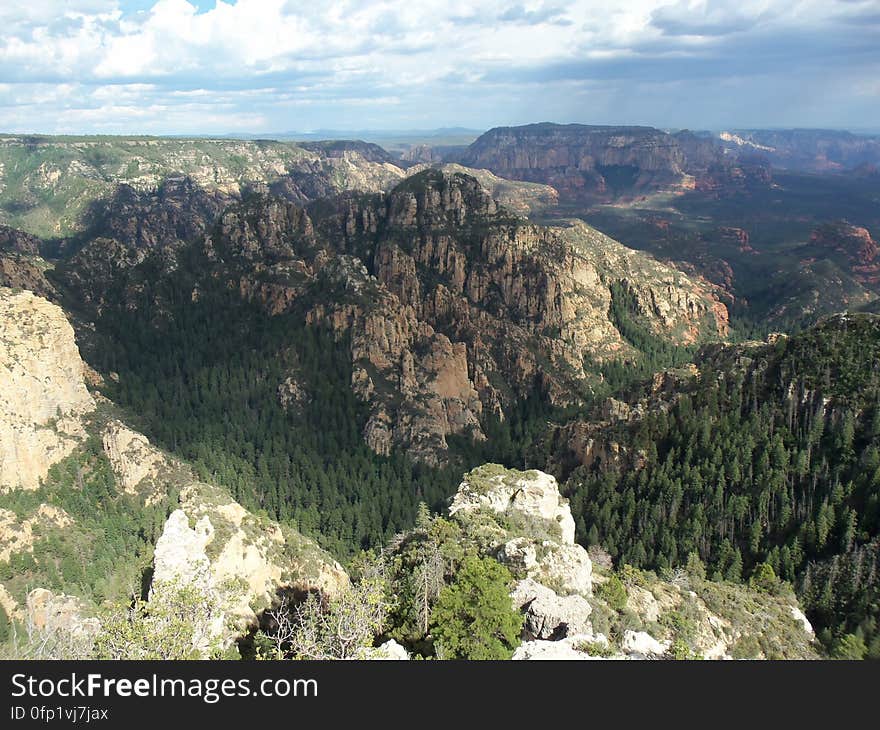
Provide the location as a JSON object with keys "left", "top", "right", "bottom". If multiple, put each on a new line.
{"left": 430, "top": 554, "right": 523, "bottom": 660}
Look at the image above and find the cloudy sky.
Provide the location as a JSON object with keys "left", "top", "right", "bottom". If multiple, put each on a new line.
{"left": 0, "top": 0, "right": 878, "bottom": 135}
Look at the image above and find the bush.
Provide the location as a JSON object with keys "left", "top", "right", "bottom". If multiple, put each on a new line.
{"left": 575, "top": 639, "right": 614, "bottom": 657}
{"left": 596, "top": 574, "right": 628, "bottom": 612}
{"left": 430, "top": 554, "right": 523, "bottom": 660}
{"left": 748, "top": 563, "right": 780, "bottom": 593}
{"left": 832, "top": 633, "right": 868, "bottom": 660}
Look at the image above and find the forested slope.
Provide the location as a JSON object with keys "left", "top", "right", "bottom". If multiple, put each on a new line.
{"left": 558, "top": 313, "right": 880, "bottom": 657}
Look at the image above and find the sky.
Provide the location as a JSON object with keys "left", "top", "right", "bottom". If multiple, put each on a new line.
{"left": 0, "top": 0, "right": 878, "bottom": 135}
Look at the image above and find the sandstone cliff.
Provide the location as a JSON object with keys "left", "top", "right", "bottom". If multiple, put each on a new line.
{"left": 219, "top": 171, "right": 725, "bottom": 461}
{"left": 458, "top": 123, "right": 686, "bottom": 200}
{"left": 809, "top": 222, "right": 879, "bottom": 286}
{"left": 456, "top": 123, "right": 772, "bottom": 202}
{"left": 0, "top": 288, "right": 95, "bottom": 490}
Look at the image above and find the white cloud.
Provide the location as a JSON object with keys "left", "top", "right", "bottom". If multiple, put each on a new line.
{"left": 0, "top": 1, "right": 875, "bottom": 132}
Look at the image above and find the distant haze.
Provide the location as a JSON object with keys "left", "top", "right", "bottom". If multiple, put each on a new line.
{"left": 0, "top": 1, "right": 877, "bottom": 135}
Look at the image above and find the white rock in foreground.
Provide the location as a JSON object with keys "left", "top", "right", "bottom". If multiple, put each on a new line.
{"left": 622, "top": 630, "right": 670, "bottom": 657}
{"left": 151, "top": 482, "right": 348, "bottom": 652}
{"left": 511, "top": 578, "right": 592, "bottom": 640}
{"left": 359, "top": 639, "right": 410, "bottom": 660}
{"left": 513, "top": 634, "right": 625, "bottom": 661}
{"left": 449, "top": 466, "right": 592, "bottom": 596}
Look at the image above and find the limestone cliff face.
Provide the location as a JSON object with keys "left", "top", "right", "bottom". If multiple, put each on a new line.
{"left": 101, "top": 420, "right": 182, "bottom": 505}
{"left": 151, "top": 481, "right": 348, "bottom": 644}
{"left": 0, "top": 288, "right": 95, "bottom": 490}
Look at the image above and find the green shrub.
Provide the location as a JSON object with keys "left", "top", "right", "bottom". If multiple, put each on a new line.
{"left": 596, "top": 574, "right": 628, "bottom": 612}
{"left": 430, "top": 554, "right": 523, "bottom": 660}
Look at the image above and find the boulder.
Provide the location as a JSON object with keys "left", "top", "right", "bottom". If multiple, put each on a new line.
{"left": 450, "top": 465, "right": 592, "bottom": 596}
{"left": 513, "top": 633, "right": 624, "bottom": 661}
{"left": 360, "top": 639, "right": 410, "bottom": 660}
{"left": 510, "top": 578, "right": 592, "bottom": 640}
{"left": 622, "top": 630, "right": 670, "bottom": 657}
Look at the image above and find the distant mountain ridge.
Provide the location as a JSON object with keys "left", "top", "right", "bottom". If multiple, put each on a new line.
{"left": 452, "top": 122, "right": 770, "bottom": 201}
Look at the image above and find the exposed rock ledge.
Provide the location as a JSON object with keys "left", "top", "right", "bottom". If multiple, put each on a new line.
{"left": 151, "top": 481, "right": 348, "bottom": 649}
{"left": 0, "top": 288, "right": 95, "bottom": 491}
{"left": 449, "top": 465, "right": 591, "bottom": 596}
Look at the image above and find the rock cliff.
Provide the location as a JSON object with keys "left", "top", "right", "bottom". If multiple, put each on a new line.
{"left": 151, "top": 481, "right": 348, "bottom": 647}
{"left": 809, "top": 222, "right": 879, "bottom": 286}
{"left": 456, "top": 123, "right": 772, "bottom": 202}
{"left": 0, "top": 288, "right": 95, "bottom": 490}
{"left": 459, "top": 123, "right": 687, "bottom": 200}
{"left": 66, "top": 169, "right": 725, "bottom": 464}
{"left": 297, "top": 174, "right": 721, "bottom": 458}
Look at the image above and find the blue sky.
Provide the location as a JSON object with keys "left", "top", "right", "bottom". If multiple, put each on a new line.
{"left": 0, "top": 1, "right": 877, "bottom": 135}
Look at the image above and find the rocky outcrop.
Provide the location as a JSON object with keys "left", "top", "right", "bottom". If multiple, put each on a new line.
{"left": 449, "top": 465, "right": 592, "bottom": 596}
{"left": 0, "top": 288, "right": 95, "bottom": 491}
{"left": 0, "top": 225, "right": 42, "bottom": 255}
{"left": 101, "top": 420, "right": 179, "bottom": 505}
{"left": 304, "top": 171, "right": 726, "bottom": 461}
{"left": 0, "top": 252, "right": 56, "bottom": 299}
{"left": 151, "top": 481, "right": 348, "bottom": 647}
{"left": 622, "top": 629, "right": 670, "bottom": 657}
{"left": 450, "top": 465, "right": 577, "bottom": 544}
{"left": 24, "top": 588, "right": 101, "bottom": 657}
{"left": 26, "top": 588, "right": 100, "bottom": 638}
{"left": 358, "top": 639, "right": 411, "bottom": 660}
{"left": 0, "top": 504, "right": 73, "bottom": 561}
{"left": 512, "top": 634, "right": 610, "bottom": 660}
{"left": 404, "top": 162, "right": 559, "bottom": 217}
{"left": 809, "top": 222, "right": 879, "bottom": 286}
{"left": 448, "top": 463, "right": 817, "bottom": 660}
{"left": 277, "top": 375, "right": 311, "bottom": 411}
{"left": 510, "top": 578, "right": 592, "bottom": 640}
